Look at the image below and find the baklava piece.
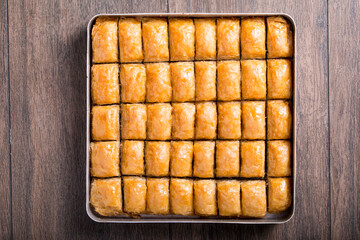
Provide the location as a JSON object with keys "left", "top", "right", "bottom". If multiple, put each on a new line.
{"left": 142, "top": 18, "right": 169, "bottom": 62}
{"left": 90, "top": 178, "right": 122, "bottom": 216}
{"left": 267, "top": 59, "right": 292, "bottom": 99}
{"left": 267, "top": 100, "right": 292, "bottom": 139}
{"left": 241, "top": 60, "right": 266, "bottom": 100}
{"left": 267, "top": 16, "right": 294, "bottom": 58}
{"left": 194, "top": 180, "right": 217, "bottom": 216}
{"left": 92, "top": 105, "right": 120, "bottom": 141}
{"left": 120, "top": 64, "right": 146, "bottom": 103}
{"left": 121, "top": 104, "right": 147, "bottom": 139}
{"left": 195, "top": 19, "right": 216, "bottom": 60}
{"left": 145, "top": 63, "right": 172, "bottom": 102}
{"left": 268, "top": 178, "right": 292, "bottom": 213}
{"left": 92, "top": 17, "right": 119, "bottom": 63}
{"left": 147, "top": 178, "right": 170, "bottom": 215}
{"left": 217, "top": 180, "right": 241, "bottom": 217}
{"left": 170, "top": 178, "right": 194, "bottom": 215}
{"left": 90, "top": 141, "right": 120, "bottom": 177}
{"left": 91, "top": 64, "right": 119, "bottom": 105}
{"left": 241, "top": 180, "right": 267, "bottom": 217}
{"left": 218, "top": 102, "right": 241, "bottom": 140}
{"left": 123, "top": 176, "right": 147, "bottom": 214}
{"left": 217, "top": 61, "right": 241, "bottom": 101}
{"left": 195, "top": 61, "right": 217, "bottom": 101}
{"left": 145, "top": 141, "right": 170, "bottom": 177}
{"left": 147, "top": 103, "right": 172, "bottom": 140}
{"left": 169, "top": 18, "right": 195, "bottom": 61}
{"left": 240, "top": 17, "right": 266, "bottom": 59}
{"left": 240, "top": 141, "right": 265, "bottom": 178}
{"left": 118, "top": 18, "right": 143, "bottom": 62}
{"left": 170, "top": 62, "right": 195, "bottom": 102}
{"left": 170, "top": 141, "right": 193, "bottom": 177}
{"left": 172, "top": 103, "right": 195, "bottom": 140}
{"left": 267, "top": 140, "right": 292, "bottom": 177}
{"left": 195, "top": 102, "right": 217, "bottom": 139}
{"left": 121, "top": 140, "right": 144, "bottom": 175}
{"left": 217, "top": 18, "right": 240, "bottom": 59}
{"left": 241, "top": 101, "right": 265, "bottom": 140}
{"left": 193, "top": 141, "right": 215, "bottom": 178}
{"left": 216, "top": 141, "right": 240, "bottom": 177}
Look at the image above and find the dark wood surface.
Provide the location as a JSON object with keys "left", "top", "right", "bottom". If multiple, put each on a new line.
{"left": 1, "top": 0, "right": 358, "bottom": 239}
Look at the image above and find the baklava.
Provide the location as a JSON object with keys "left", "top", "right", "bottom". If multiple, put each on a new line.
{"left": 267, "top": 16, "right": 294, "bottom": 58}
{"left": 142, "top": 18, "right": 169, "bottom": 62}
{"left": 91, "top": 64, "right": 120, "bottom": 105}
{"left": 217, "top": 18, "right": 240, "bottom": 59}
{"left": 118, "top": 18, "right": 143, "bottom": 62}
{"left": 90, "top": 141, "right": 120, "bottom": 177}
{"left": 170, "top": 178, "right": 194, "bottom": 215}
{"left": 123, "top": 176, "right": 147, "bottom": 214}
{"left": 241, "top": 180, "right": 267, "bottom": 217}
{"left": 120, "top": 64, "right": 146, "bottom": 103}
{"left": 91, "top": 105, "right": 120, "bottom": 141}
{"left": 241, "top": 17, "right": 266, "bottom": 59}
{"left": 268, "top": 178, "right": 292, "bottom": 213}
{"left": 169, "top": 19, "right": 195, "bottom": 61}
{"left": 216, "top": 141, "right": 240, "bottom": 177}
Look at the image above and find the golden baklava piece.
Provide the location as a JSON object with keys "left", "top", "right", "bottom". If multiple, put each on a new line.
{"left": 194, "top": 180, "right": 217, "bottom": 216}
{"left": 145, "top": 63, "right": 172, "bottom": 103}
{"left": 91, "top": 105, "right": 120, "bottom": 141}
{"left": 267, "top": 59, "right": 292, "bottom": 99}
{"left": 240, "top": 17, "right": 266, "bottom": 59}
{"left": 123, "top": 176, "right": 147, "bottom": 214}
{"left": 147, "top": 103, "right": 172, "bottom": 140}
{"left": 267, "top": 100, "right": 292, "bottom": 139}
{"left": 90, "top": 178, "right": 122, "bottom": 216}
{"left": 170, "top": 62, "right": 195, "bottom": 102}
{"left": 216, "top": 141, "right": 240, "bottom": 177}
{"left": 241, "top": 101, "right": 265, "bottom": 140}
{"left": 217, "top": 180, "right": 241, "bottom": 217}
{"left": 241, "top": 60, "right": 266, "bottom": 100}
{"left": 92, "top": 17, "right": 119, "bottom": 63}
{"left": 195, "top": 102, "right": 217, "bottom": 139}
{"left": 193, "top": 141, "right": 215, "bottom": 178}
{"left": 170, "top": 141, "right": 193, "bottom": 177}
{"left": 121, "top": 104, "right": 147, "bottom": 139}
{"left": 195, "top": 19, "right": 216, "bottom": 60}
{"left": 241, "top": 180, "right": 266, "bottom": 217}
{"left": 195, "top": 61, "right": 217, "bottom": 101}
{"left": 172, "top": 103, "right": 195, "bottom": 140}
{"left": 218, "top": 102, "right": 241, "bottom": 140}
{"left": 240, "top": 141, "right": 265, "bottom": 178}
{"left": 170, "top": 178, "right": 194, "bottom": 215}
{"left": 120, "top": 64, "right": 146, "bottom": 103}
{"left": 90, "top": 141, "right": 120, "bottom": 177}
{"left": 118, "top": 18, "right": 143, "bottom": 62}
{"left": 267, "top": 140, "right": 292, "bottom": 177}
{"left": 91, "top": 64, "right": 119, "bottom": 105}
{"left": 267, "top": 16, "right": 294, "bottom": 58}
{"left": 217, "top": 61, "right": 241, "bottom": 101}
{"left": 268, "top": 178, "right": 292, "bottom": 213}
{"left": 217, "top": 18, "right": 240, "bottom": 59}
{"left": 169, "top": 18, "right": 195, "bottom": 61}
{"left": 147, "top": 178, "right": 170, "bottom": 215}
{"left": 145, "top": 141, "right": 170, "bottom": 177}
{"left": 142, "top": 18, "right": 169, "bottom": 62}
{"left": 121, "top": 140, "right": 144, "bottom": 175}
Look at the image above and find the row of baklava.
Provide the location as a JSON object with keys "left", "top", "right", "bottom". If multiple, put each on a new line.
{"left": 90, "top": 177, "right": 292, "bottom": 217}
{"left": 92, "top": 16, "right": 293, "bottom": 63}
{"left": 91, "top": 101, "right": 292, "bottom": 141}
{"left": 92, "top": 60, "right": 292, "bottom": 105}
{"left": 91, "top": 140, "right": 291, "bottom": 178}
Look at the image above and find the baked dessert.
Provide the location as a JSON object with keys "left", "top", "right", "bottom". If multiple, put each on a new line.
{"left": 267, "top": 16, "right": 294, "bottom": 58}
{"left": 170, "top": 62, "right": 195, "bottom": 102}
{"left": 241, "top": 60, "right": 266, "bottom": 100}
{"left": 195, "top": 102, "right": 217, "bottom": 139}
{"left": 123, "top": 176, "right": 147, "bottom": 214}
{"left": 267, "top": 140, "right": 292, "bottom": 177}
{"left": 194, "top": 19, "right": 216, "bottom": 60}
{"left": 147, "top": 103, "right": 172, "bottom": 140}
{"left": 241, "top": 180, "right": 267, "bottom": 217}
{"left": 146, "top": 178, "right": 170, "bottom": 214}
{"left": 170, "top": 141, "right": 193, "bottom": 177}
{"left": 91, "top": 105, "right": 120, "bottom": 141}
{"left": 142, "top": 18, "right": 169, "bottom": 62}
{"left": 267, "top": 100, "right": 292, "bottom": 139}
{"left": 217, "top": 61, "right": 241, "bottom": 101}
{"left": 217, "top": 18, "right": 240, "bottom": 59}
{"left": 195, "top": 61, "right": 217, "bottom": 101}
{"left": 268, "top": 178, "right": 292, "bottom": 213}
{"left": 216, "top": 141, "right": 240, "bottom": 177}
{"left": 194, "top": 180, "right": 217, "bottom": 216}
{"left": 120, "top": 64, "right": 146, "bottom": 103}
{"left": 121, "top": 140, "right": 145, "bottom": 175}
{"left": 241, "top": 17, "right": 266, "bottom": 59}
{"left": 169, "top": 18, "right": 195, "bottom": 61}
{"left": 91, "top": 64, "right": 119, "bottom": 105}
{"left": 240, "top": 141, "right": 265, "bottom": 178}
{"left": 267, "top": 59, "right": 292, "bottom": 99}
{"left": 145, "top": 141, "right": 170, "bottom": 177}
{"left": 121, "top": 104, "right": 147, "bottom": 139}
{"left": 172, "top": 103, "right": 195, "bottom": 140}
{"left": 118, "top": 18, "right": 143, "bottom": 62}
{"left": 193, "top": 141, "right": 215, "bottom": 178}
{"left": 218, "top": 102, "right": 241, "bottom": 139}
{"left": 217, "top": 180, "right": 241, "bottom": 216}
{"left": 145, "top": 63, "right": 172, "bottom": 102}
{"left": 170, "top": 178, "right": 194, "bottom": 215}
{"left": 241, "top": 101, "right": 265, "bottom": 139}
{"left": 90, "top": 141, "right": 120, "bottom": 177}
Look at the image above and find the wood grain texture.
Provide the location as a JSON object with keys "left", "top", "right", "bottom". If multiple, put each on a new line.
{"left": 329, "top": 0, "right": 360, "bottom": 239}
{"left": 168, "top": 0, "right": 330, "bottom": 239}
{"left": 0, "top": 0, "right": 11, "bottom": 239}
{"left": 8, "top": 0, "right": 169, "bottom": 239}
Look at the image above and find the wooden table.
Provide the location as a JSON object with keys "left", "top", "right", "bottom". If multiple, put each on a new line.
{"left": 1, "top": 0, "right": 359, "bottom": 239}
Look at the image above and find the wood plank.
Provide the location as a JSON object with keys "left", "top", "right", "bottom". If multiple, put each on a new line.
{"left": 8, "top": 0, "right": 169, "bottom": 238}
{"left": 0, "top": 0, "right": 11, "bottom": 239}
{"left": 329, "top": 0, "right": 360, "bottom": 239}
{"left": 168, "top": 0, "right": 330, "bottom": 239}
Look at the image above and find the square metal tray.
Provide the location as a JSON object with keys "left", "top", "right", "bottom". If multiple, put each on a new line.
{"left": 86, "top": 13, "right": 296, "bottom": 224}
